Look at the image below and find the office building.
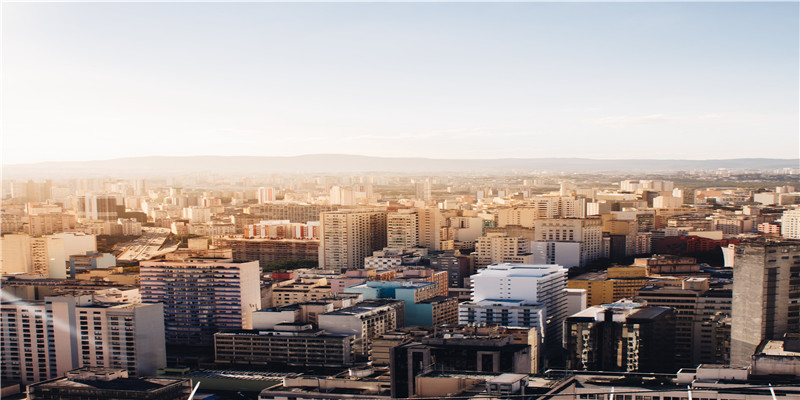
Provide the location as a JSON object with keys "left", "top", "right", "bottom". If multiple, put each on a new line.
{"left": 69, "top": 252, "right": 116, "bottom": 279}
{"left": 782, "top": 209, "right": 800, "bottom": 239}
{"left": 26, "top": 367, "right": 190, "bottom": 400}
{"left": 474, "top": 233, "right": 534, "bottom": 266}
{"left": 534, "top": 218, "right": 602, "bottom": 267}
{"left": 318, "top": 299, "right": 404, "bottom": 356}
{"left": 464, "top": 264, "right": 567, "bottom": 350}
{"left": 319, "top": 209, "right": 387, "bottom": 271}
{"left": 343, "top": 281, "right": 446, "bottom": 327}
{"left": 567, "top": 265, "right": 650, "bottom": 306}
{"left": 730, "top": 240, "right": 800, "bottom": 365}
{"left": 1, "top": 296, "right": 166, "bottom": 385}
{"left": 564, "top": 301, "right": 675, "bottom": 372}
{"left": 214, "top": 323, "right": 356, "bottom": 367}
{"left": 139, "top": 258, "right": 261, "bottom": 347}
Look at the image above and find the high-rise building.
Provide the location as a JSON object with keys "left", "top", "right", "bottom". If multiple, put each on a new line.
{"left": 1, "top": 296, "right": 166, "bottom": 385}
{"left": 474, "top": 233, "right": 534, "bottom": 266}
{"left": 781, "top": 209, "right": 800, "bottom": 239}
{"left": 257, "top": 187, "right": 276, "bottom": 203}
{"left": 77, "top": 195, "right": 118, "bottom": 221}
{"left": 319, "top": 209, "right": 387, "bottom": 271}
{"left": 534, "top": 218, "right": 602, "bottom": 267}
{"left": 461, "top": 263, "right": 567, "bottom": 351}
{"left": 730, "top": 240, "right": 800, "bottom": 365}
{"left": 139, "top": 257, "right": 261, "bottom": 347}
{"left": 416, "top": 207, "right": 442, "bottom": 251}
{"left": 564, "top": 301, "right": 675, "bottom": 373}
{"left": 387, "top": 210, "right": 418, "bottom": 248}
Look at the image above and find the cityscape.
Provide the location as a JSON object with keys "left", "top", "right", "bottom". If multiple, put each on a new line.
{"left": 2, "top": 2, "right": 799, "bottom": 400}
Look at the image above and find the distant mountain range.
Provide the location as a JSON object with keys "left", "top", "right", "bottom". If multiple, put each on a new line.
{"left": 3, "top": 155, "right": 798, "bottom": 179}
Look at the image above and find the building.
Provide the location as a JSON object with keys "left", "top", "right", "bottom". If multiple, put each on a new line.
{"left": 343, "top": 281, "right": 446, "bottom": 327}
{"left": 474, "top": 233, "right": 534, "bottom": 266}
{"left": 387, "top": 210, "right": 418, "bottom": 248}
{"left": 530, "top": 241, "right": 581, "bottom": 268}
{"left": 319, "top": 209, "right": 388, "bottom": 271}
{"left": 636, "top": 278, "right": 732, "bottom": 368}
{"left": 318, "top": 299, "right": 405, "bottom": 356}
{"left": 416, "top": 207, "right": 443, "bottom": 251}
{"left": 566, "top": 265, "right": 650, "bottom": 307}
{"left": 139, "top": 257, "right": 261, "bottom": 347}
{"left": 564, "top": 301, "right": 676, "bottom": 372}
{"left": 390, "top": 333, "right": 532, "bottom": 398}
{"left": 632, "top": 254, "right": 701, "bottom": 275}
{"left": 782, "top": 208, "right": 800, "bottom": 239}
{"left": 26, "top": 367, "right": 190, "bottom": 400}
{"left": 730, "top": 240, "right": 800, "bottom": 365}
{"left": 428, "top": 253, "right": 472, "bottom": 288}
{"left": 78, "top": 195, "right": 118, "bottom": 221}
{"left": 271, "top": 277, "right": 333, "bottom": 306}
{"left": 464, "top": 263, "right": 567, "bottom": 351}
{"left": 214, "top": 323, "right": 356, "bottom": 367}
{"left": 459, "top": 299, "right": 546, "bottom": 341}
{"left": 1, "top": 296, "right": 166, "bottom": 385}
{"left": 257, "top": 187, "right": 276, "bottom": 203}
{"left": 534, "top": 218, "right": 602, "bottom": 267}
{"left": 244, "top": 220, "right": 321, "bottom": 240}
{"left": 0, "top": 234, "right": 69, "bottom": 278}
{"left": 212, "top": 237, "right": 319, "bottom": 268}
{"left": 69, "top": 252, "right": 116, "bottom": 279}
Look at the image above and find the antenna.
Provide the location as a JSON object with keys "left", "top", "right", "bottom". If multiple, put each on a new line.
{"left": 687, "top": 385, "right": 693, "bottom": 400}
{"left": 769, "top": 384, "right": 777, "bottom": 400}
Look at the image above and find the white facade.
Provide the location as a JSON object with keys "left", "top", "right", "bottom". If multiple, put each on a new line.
{"left": 458, "top": 299, "right": 545, "bottom": 340}
{"left": 50, "top": 232, "right": 97, "bottom": 257}
{"left": 653, "top": 195, "right": 683, "bottom": 209}
{"left": 781, "top": 209, "right": 800, "bottom": 239}
{"left": 464, "top": 263, "right": 567, "bottom": 349}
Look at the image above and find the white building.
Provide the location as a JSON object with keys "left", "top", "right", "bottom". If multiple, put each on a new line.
{"left": 781, "top": 209, "right": 800, "bottom": 239}
{"left": 461, "top": 263, "right": 567, "bottom": 351}
{"left": 459, "top": 299, "right": 545, "bottom": 340}
{"left": 653, "top": 195, "right": 683, "bottom": 209}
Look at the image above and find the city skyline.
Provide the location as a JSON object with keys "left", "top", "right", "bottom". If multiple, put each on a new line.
{"left": 3, "top": 2, "right": 798, "bottom": 165}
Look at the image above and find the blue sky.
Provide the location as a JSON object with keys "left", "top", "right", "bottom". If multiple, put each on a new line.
{"left": 3, "top": 2, "right": 798, "bottom": 164}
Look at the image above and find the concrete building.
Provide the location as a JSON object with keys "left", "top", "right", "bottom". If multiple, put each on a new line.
{"left": 416, "top": 207, "right": 443, "bottom": 251}
{"left": 1, "top": 296, "right": 166, "bottom": 385}
{"left": 731, "top": 240, "right": 800, "bottom": 365}
{"left": 428, "top": 253, "right": 472, "bottom": 288}
{"left": 564, "top": 301, "right": 676, "bottom": 372}
{"left": 78, "top": 195, "right": 118, "bottom": 221}
{"left": 257, "top": 187, "right": 276, "bottom": 203}
{"left": 530, "top": 241, "right": 581, "bottom": 268}
{"left": 245, "top": 220, "right": 321, "bottom": 240}
{"left": 139, "top": 257, "right": 261, "bottom": 347}
{"left": 387, "top": 210, "right": 418, "bottom": 248}
{"left": 534, "top": 218, "right": 602, "bottom": 267}
{"left": 636, "top": 278, "right": 732, "bottom": 368}
{"left": 653, "top": 195, "right": 683, "bottom": 209}
{"left": 26, "top": 213, "right": 78, "bottom": 236}
{"left": 459, "top": 299, "right": 546, "bottom": 341}
{"left": 26, "top": 367, "right": 189, "bottom": 400}
{"left": 782, "top": 208, "right": 800, "bottom": 239}
{"left": 464, "top": 263, "right": 567, "bottom": 351}
{"left": 474, "top": 233, "right": 534, "bottom": 266}
{"left": 69, "top": 252, "right": 116, "bottom": 279}
{"left": 567, "top": 265, "right": 650, "bottom": 307}
{"left": 343, "top": 281, "right": 444, "bottom": 327}
{"left": 319, "top": 209, "right": 388, "bottom": 271}
{"left": 318, "top": 299, "right": 405, "bottom": 356}
{"left": 212, "top": 237, "right": 319, "bottom": 269}
{"left": 632, "top": 254, "right": 701, "bottom": 276}
{"left": 271, "top": 277, "right": 333, "bottom": 306}
{"left": 214, "top": 323, "right": 356, "bottom": 367}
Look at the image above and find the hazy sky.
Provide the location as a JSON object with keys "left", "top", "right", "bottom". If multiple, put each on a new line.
{"left": 3, "top": 2, "right": 798, "bottom": 164}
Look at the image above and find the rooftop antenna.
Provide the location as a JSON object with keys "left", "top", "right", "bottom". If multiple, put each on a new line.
{"left": 769, "top": 384, "right": 777, "bottom": 400}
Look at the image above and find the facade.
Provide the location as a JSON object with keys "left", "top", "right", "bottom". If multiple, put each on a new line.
{"left": 139, "top": 258, "right": 261, "bottom": 347}
{"left": 271, "top": 277, "right": 333, "bottom": 306}
{"left": 257, "top": 187, "right": 276, "bottom": 203}
{"left": 730, "top": 240, "right": 800, "bottom": 365}
{"left": 567, "top": 265, "right": 649, "bottom": 307}
{"left": 1, "top": 296, "right": 166, "bottom": 385}
{"left": 343, "top": 281, "right": 440, "bottom": 327}
{"left": 416, "top": 207, "right": 443, "bottom": 251}
{"left": 564, "top": 301, "right": 676, "bottom": 372}
{"left": 69, "top": 252, "right": 116, "bottom": 279}
{"left": 429, "top": 254, "right": 471, "bottom": 288}
{"left": 459, "top": 299, "right": 546, "bottom": 340}
{"left": 387, "top": 210, "right": 418, "bottom": 248}
{"left": 78, "top": 195, "right": 118, "bottom": 221}
{"left": 530, "top": 241, "right": 581, "bottom": 268}
{"left": 214, "top": 323, "right": 356, "bottom": 367}
{"left": 213, "top": 237, "right": 319, "bottom": 268}
{"left": 464, "top": 263, "right": 567, "bottom": 351}
{"left": 636, "top": 278, "right": 732, "bottom": 368}
{"left": 534, "top": 218, "right": 602, "bottom": 267}
{"left": 474, "top": 233, "right": 534, "bottom": 266}
{"left": 782, "top": 209, "right": 800, "bottom": 239}
{"left": 318, "top": 299, "right": 404, "bottom": 356}
{"left": 319, "top": 209, "right": 388, "bottom": 271}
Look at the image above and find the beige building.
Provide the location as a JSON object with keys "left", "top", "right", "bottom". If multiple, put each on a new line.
{"left": 416, "top": 207, "right": 443, "bottom": 251}
{"left": 534, "top": 218, "right": 602, "bottom": 267}
{"left": 319, "top": 209, "right": 387, "bottom": 271}
{"left": 387, "top": 210, "right": 418, "bottom": 248}
{"left": 272, "top": 277, "right": 333, "bottom": 306}
{"left": 474, "top": 233, "right": 534, "bottom": 267}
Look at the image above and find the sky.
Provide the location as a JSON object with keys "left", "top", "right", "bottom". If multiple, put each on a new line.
{"left": 2, "top": 2, "right": 798, "bottom": 164}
